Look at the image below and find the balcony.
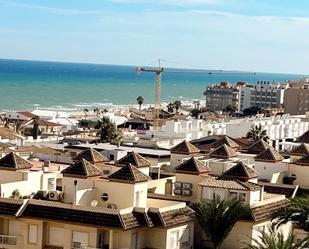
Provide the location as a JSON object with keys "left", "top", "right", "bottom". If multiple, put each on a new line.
{"left": 0, "top": 235, "right": 23, "bottom": 248}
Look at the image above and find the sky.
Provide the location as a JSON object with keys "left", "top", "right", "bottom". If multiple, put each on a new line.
{"left": 0, "top": 0, "right": 309, "bottom": 74}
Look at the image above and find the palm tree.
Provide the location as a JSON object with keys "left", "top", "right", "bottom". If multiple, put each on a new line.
{"left": 167, "top": 103, "right": 174, "bottom": 113}
{"left": 243, "top": 225, "right": 309, "bottom": 249}
{"left": 190, "top": 196, "right": 249, "bottom": 249}
{"left": 275, "top": 196, "right": 309, "bottom": 232}
{"left": 96, "top": 117, "right": 117, "bottom": 143}
{"left": 111, "top": 133, "right": 123, "bottom": 148}
{"left": 137, "top": 96, "right": 144, "bottom": 111}
{"left": 32, "top": 116, "right": 40, "bottom": 140}
{"left": 83, "top": 108, "right": 89, "bottom": 120}
{"left": 173, "top": 100, "right": 181, "bottom": 114}
{"left": 246, "top": 124, "right": 269, "bottom": 142}
{"left": 94, "top": 107, "right": 100, "bottom": 117}
{"left": 224, "top": 104, "right": 237, "bottom": 115}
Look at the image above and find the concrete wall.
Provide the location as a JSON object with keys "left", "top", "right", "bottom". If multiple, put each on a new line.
{"left": 253, "top": 161, "right": 287, "bottom": 181}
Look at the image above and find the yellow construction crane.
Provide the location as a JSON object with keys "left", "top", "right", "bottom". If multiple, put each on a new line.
{"left": 136, "top": 61, "right": 164, "bottom": 128}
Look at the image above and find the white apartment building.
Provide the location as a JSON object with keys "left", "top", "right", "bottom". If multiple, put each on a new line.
{"left": 226, "top": 114, "right": 309, "bottom": 150}
{"left": 142, "top": 118, "right": 227, "bottom": 149}
{"left": 239, "top": 81, "right": 288, "bottom": 113}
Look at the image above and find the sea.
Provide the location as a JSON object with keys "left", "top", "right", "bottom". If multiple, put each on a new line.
{"left": 0, "top": 59, "right": 301, "bottom": 111}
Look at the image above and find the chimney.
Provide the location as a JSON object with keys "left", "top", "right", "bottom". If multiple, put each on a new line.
{"left": 74, "top": 180, "right": 78, "bottom": 205}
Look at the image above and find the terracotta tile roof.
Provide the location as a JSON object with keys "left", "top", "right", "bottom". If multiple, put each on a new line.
{"left": 0, "top": 199, "right": 23, "bottom": 216}
{"left": 0, "top": 152, "right": 33, "bottom": 170}
{"left": 0, "top": 127, "right": 25, "bottom": 140}
{"left": 175, "top": 157, "right": 210, "bottom": 175}
{"left": 250, "top": 199, "right": 289, "bottom": 222}
{"left": 210, "top": 136, "right": 240, "bottom": 149}
{"left": 219, "top": 161, "right": 259, "bottom": 181}
{"left": 199, "top": 176, "right": 262, "bottom": 191}
{"left": 290, "top": 143, "right": 309, "bottom": 156}
{"left": 74, "top": 148, "right": 109, "bottom": 163}
{"left": 296, "top": 130, "right": 309, "bottom": 143}
{"left": 22, "top": 203, "right": 126, "bottom": 229}
{"left": 208, "top": 144, "right": 238, "bottom": 159}
{"left": 254, "top": 148, "right": 284, "bottom": 162}
{"left": 115, "top": 152, "right": 151, "bottom": 168}
{"left": 148, "top": 206, "right": 194, "bottom": 227}
{"left": 295, "top": 154, "right": 309, "bottom": 166}
{"left": 37, "top": 120, "right": 62, "bottom": 127}
{"left": 12, "top": 198, "right": 191, "bottom": 230}
{"left": 108, "top": 164, "right": 150, "bottom": 183}
{"left": 170, "top": 140, "right": 200, "bottom": 155}
{"left": 247, "top": 140, "right": 272, "bottom": 154}
{"left": 61, "top": 159, "right": 103, "bottom": 178}
{"left": 16, "top": 111, "right": 37, "bottom": 119}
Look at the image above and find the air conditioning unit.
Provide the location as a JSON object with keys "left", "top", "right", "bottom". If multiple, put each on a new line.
{"left": 48, "top": 190, "right": 61, "bottom": 201}
{"left": 107, "top": 203, "right": 117, "bottom": 209}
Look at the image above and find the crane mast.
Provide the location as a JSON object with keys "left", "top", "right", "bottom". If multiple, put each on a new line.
{"left": 136, "top": 62, "right": 164, "bottom": 128}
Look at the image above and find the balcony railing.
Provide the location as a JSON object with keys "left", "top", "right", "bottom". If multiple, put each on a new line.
{"left": 0, "top": 235, "right": 18, "bottom": 245}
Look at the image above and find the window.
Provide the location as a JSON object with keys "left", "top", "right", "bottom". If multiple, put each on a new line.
{"left": 229, "top": 191, "right": 238, "bottom": 199}
{"left": 48, "top": 178, "right": 55, "bottom": 190}
{"left": 239, "top": 193, "right": 246, "bottom": 202}
{"left": 174, "top": 182, "right": 192, "bottom": 196}
{"left": 181, "top": 227, "right": 190, "bottom": 246}
{"left": 28, "top": 224, "right": 38, "bottom": 244}
{"left": 170, "top": 230, "right": 179, "bottom": 249}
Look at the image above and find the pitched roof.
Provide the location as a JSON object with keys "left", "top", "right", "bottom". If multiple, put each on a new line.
{"left": 17, "top": 111, "right": 38, "bottom": 119}
{"left": 250, "top": 199, "right": 289, "bottom": 222}
{"left": 295, "top": 154, "right": 309, "bottom": 166}
{"left": 296, "top": 130, "right": 309, "bottom": 143}
{"left": 74, "top": 148, "right": 109, "bottom": 163}
{"left": 108, "top": 164, "right": 149, "bottom": 183}
{"left": 61, "top": 159, "right": 103, "bottom": 178}
{"left": 208, "top": 144, "right": 238, "bottom": 159}
{"left": 0, "top": 152, "right": 33, "bottom": 170}
{"left": 175, "top": 157, "right": 210, "bottom": 175}
{"left": 290, "top": 143, "right": 309, "bottom": 156}
{"left": 247, "top": 140, "right": 272, "bottom": 154}
{"left": 210, "top": 136, "right": 240, "bottom": 149}
{"left": 199, "top": 176, "right": 262, "bottom": 191}
{"left": 219, "top": 161, "right": 259, "bottom": 181}
{"left": 170, "top": 140, "right": 200, "bottom": 155}
{"left": 254, "top": 148, "right": 284, "bottom": 162}
{"left": 115, "top": 152, "right": 151, "bottom": 168}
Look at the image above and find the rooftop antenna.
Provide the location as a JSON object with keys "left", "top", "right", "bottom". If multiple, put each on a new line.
{"left": 136, "top": 59, "right": 164, "bottom": 128}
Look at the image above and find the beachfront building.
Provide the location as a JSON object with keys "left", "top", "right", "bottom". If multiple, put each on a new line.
{"left": 225, "top": 114, "right": 309, "bottom": 151}
{"left": 239, "top": 81, "right": 288, "bottom": 113}
{"left": 0, "top": 150, "right": 194, "bottom": 249}
{"left": 284, "top": 78, "right": 309, "bottom": 115}
{"left": 204, "top": 81, "right": 242, "bottom": 113}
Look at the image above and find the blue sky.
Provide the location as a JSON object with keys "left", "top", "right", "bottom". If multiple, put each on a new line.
{"left": 0, "top": 0, "right": 309, "bottom": 73}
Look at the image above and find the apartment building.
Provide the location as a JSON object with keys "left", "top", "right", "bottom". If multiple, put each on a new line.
{"left": 284, "top": 78, "right": 309, "bottom": 115}
{"left": 239, "top": 81, "right": 288, "bottom": 113}
{"left": 204, "top": 82, "right": 241, "bottom": 113}
{"left": 0, "top": 148, "right": 194, "bottom": 249}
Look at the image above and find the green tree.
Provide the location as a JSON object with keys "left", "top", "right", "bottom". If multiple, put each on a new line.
{"left": 137, "top": 96, "right": 144, "bottom": 111}
{"left": 243, "top": 225, "right": 309, "bottom": 249}
{"left": 246, "top": 124, "right": 269, "bottom": 142}
{"left": 275, "top": 196, "right": 309, "bottom": 232}
{"left": 190, "top": 196, "right": 249, "bottom": 249}
{"left": 32, "top": 116, "right": 40, "bottom": 140}
{"left": 243, "top": 106, "right": 261, "bottom": 116}
{"left": 167, "top": 103, "right": 174, "bottom": 113}
{"left": 173, "top": 100, "right": 181, "bottom": 114}
{"left": 224, "top": 104, "right": 237, "bottom": 115}
{"left": 96, "top": 117, "right": 118, "bottom": 143}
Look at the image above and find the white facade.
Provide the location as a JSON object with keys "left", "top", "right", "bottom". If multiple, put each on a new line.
{"left": 226, "top": 114, "right": 309, "bottom": 150}
{"left": 239, "top": 81, "right": 288, "bottom": 112}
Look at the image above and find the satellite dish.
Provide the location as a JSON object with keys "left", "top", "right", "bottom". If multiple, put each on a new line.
{"left": 91, "top": 200, "right": 98, "bottom": 207}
